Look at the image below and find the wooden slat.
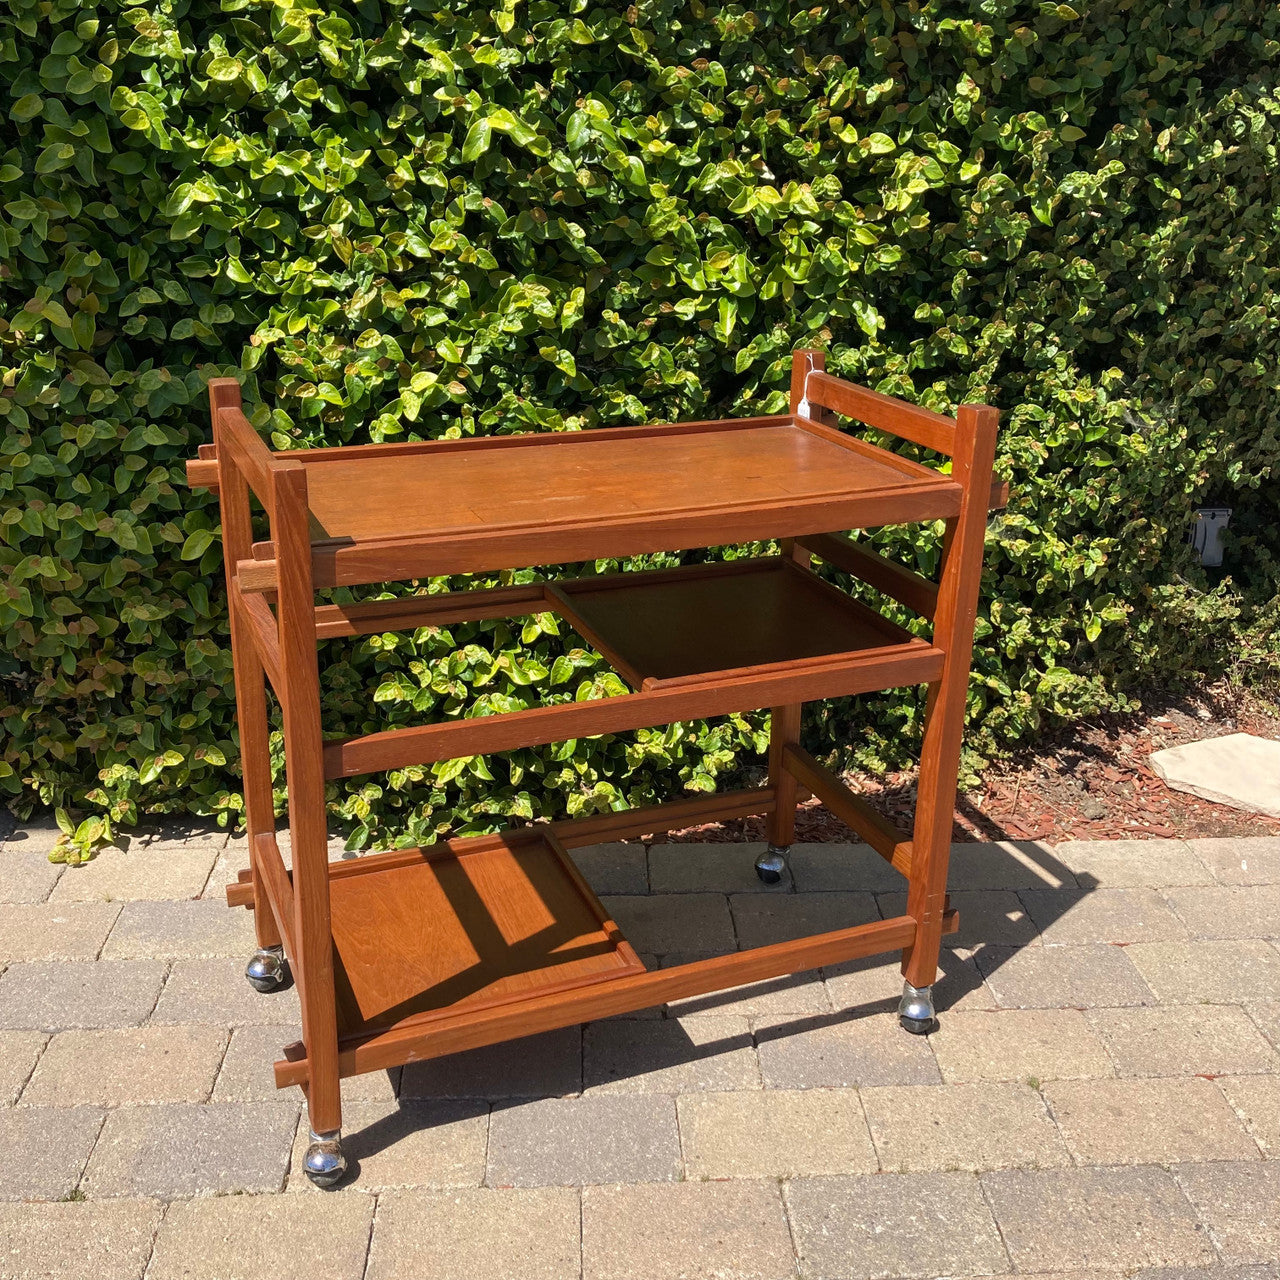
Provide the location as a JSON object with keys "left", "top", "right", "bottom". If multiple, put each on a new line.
{"left": 798, "top": 532, "right": 939, "bottom": 620}
{"left": 783, "top": 743, "right": 913, "bottom": 878}
{"left": 274, "top": 912, "right": 933, "bottom": 1085}
{"left": 230, "top": 582, "right": 284, "bottom": 698}
{"left": 323, "top": 644, "right": 944, "bottom": 779}
{"left": 225, "top": 788, "right": 778, "bottom": 908}
{"left": 217, "top": 405, "right": 282, "bottom": 511}
{"left": 245, "top": 830, "right": 296, "bottom": 956}
{"left": 802, "top": 370, "right": 957, "bottom": 455}
{"left": 313, "top": 583, "right": 551, "bottom": 640}
{"left": 237, "top": 558, "right": 278, "bottom": 593}
{"left": 186, "top": 457, "right": 219, "bottom": 490}
{"left": 989, "top": 479, "right": 1010, "bottom": 510}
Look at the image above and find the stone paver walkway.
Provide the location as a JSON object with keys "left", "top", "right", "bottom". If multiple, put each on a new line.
{"left": 2, "top": 822, "right": 1280, "bottom": 1279}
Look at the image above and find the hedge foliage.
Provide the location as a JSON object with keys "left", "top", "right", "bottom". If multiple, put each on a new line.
{"left": 3, "top": 0, "right": 1279, "bottom": 851}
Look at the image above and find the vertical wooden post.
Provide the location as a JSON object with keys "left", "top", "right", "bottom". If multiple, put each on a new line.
{"left": 210, "top": 378, "right": 281, "bottom": 953}
{"left": 766, "top": 349, "right": 830, "bottom": 850}
{"left": 271, "top": 461, "right": 343, "bottom": 1137}
{"left": 901, "top": 402, "right": 999, "bottom": 989}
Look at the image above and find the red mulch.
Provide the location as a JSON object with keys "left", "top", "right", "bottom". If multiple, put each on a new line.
{"left": 661, "top": 683, "right": 1280, "bottom": 845}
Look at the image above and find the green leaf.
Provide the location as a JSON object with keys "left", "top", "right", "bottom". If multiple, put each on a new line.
{"left": 461, "top": 118, "right": 491, "bottom": 162}
{"left": 10, "top": 93, "right": 43, "bottom": 122}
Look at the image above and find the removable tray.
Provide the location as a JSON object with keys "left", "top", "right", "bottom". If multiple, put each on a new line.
{"left": 550, "top": 557, "right": 926, "bottom": 690}
{"left": 327, "top": 829, "right": 643, "bottom": 1038}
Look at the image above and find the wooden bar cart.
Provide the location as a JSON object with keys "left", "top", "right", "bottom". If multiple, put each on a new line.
{"left": 186, "top": 350, "right": 1001, "bottom": 1186}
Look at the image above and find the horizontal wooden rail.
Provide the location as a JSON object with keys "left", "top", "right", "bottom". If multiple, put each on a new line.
{"left": 803, "top": 370, "right": 957, "bottom": 455}
{"left": 186, "top": 457, "right": 219, "bottom": 490}
{"left": 273, "top": 909, "right": 959, "bottom": 1086}
{"left": 237, "top": 558, "right": 279, "bottom": 593}
{"left": 782, "top": 743, "right": 913, "bottom": 878}
{"left": 798, "top": 532, "right": 939, "bottom": 621}
{"left": 225, "top": 787, "right": 779, "bottom": 908}
{"left": 323, "top": 644, "right": 944, "bottom": 779}
{"left": 314, "top": 583, "right": 552, "bottom": 640}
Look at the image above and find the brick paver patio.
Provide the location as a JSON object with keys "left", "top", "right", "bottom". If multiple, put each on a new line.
{"left": 3, "top": 820, "right": 1279, "bottom": 1279}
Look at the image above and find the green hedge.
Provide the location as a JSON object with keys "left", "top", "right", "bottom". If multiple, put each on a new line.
{"left": 3, "top": 0, "right": 1278, "bottom": 853}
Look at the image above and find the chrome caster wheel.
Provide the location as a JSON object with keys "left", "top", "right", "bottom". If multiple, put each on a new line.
{"left": 304, "top": 1129, "right": 347, "bottom": 1188}
{"left": 898, "top": 981, "right": 936, "bottom": 1035}
{"left": 754, "top": 843, "right": 790, "bottom": 885}
{"left": 245, "top": 945, "right": 288, "bottom": 993}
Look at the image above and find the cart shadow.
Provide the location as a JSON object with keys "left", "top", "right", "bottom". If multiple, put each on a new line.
{"left": 337, "top": 823, "right": 1099, "bottom": 1158}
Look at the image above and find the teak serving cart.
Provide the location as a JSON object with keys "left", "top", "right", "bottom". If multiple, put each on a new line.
{"left": 186, "top": 349, "right": 1001, "bottom": 1186}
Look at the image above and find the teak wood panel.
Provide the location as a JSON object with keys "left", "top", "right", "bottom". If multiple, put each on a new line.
{"left": 326, "top": 830, "right": 642, "bottom": 1038}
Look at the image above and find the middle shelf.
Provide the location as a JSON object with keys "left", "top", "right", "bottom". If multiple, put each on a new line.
{"left": 318, "top": 555, "right": 944, "bottom": 779}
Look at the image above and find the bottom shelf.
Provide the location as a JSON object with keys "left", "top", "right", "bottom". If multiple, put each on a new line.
{"left": 326, "top": 829, "right": 644, "bottom": 1039}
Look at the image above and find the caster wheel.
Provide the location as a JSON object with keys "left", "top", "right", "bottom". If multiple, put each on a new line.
{"left": 898, "top": 982, "right": 936, "bottom": 1035}
{"left": 754, "top": 844, "right": 789, "bottom": 885}
{"left": 304, "top": 1130, "right": 347, "bottom": 1188}
{"left": 245, "top": 946, "right": 288, "bottom": 993}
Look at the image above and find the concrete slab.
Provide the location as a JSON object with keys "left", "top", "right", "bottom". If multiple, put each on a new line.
{"left": 1150, "top": 733, "right": 1280, "bottom": 819}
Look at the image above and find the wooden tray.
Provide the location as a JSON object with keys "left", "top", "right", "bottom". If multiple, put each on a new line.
{"left": 326, "top": 829, "right": 643, "bottom": 1041}
{"left": 551, "top": 557, "right": 931, "bottom": 690}
{"left": 260, "top": 416, "right": 961, "bottom": 587}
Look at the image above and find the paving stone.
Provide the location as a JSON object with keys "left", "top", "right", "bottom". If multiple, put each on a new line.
{"left": 1125, "top": 939, "right": 1280, "bottom": 1003}
{"left": 977, "top": 943, "right": 1154, "bottom": 1009}
{"left": 880, "top": 887, "right": 1040, "bottom": 948}
{"left": 1190, "top": 836, "right": 1280, "bottom": 885}
{"left": 663, "top": 957, "right": 831, "bottom": 1019}
{"left": 598, "top": 893, "right": 735, "bottom": 954}
{"left": 1053, "top": 839, "right": 1212, "bottom": 888}
{"left": 863, "top": 1080, "right": 1069, "bottom": 1172}
{"left": 0, "top": 1199, "right": 163, "bottom": 1280}
{"left": 1021, "top": 886, "right": 1190, "bottom": 943}
{"left": 49, "top": 844, "right": 217, "bottom": 902}
{"left": 584, "top": 1180, "right": 793, "bottom": 1280}
{"left": 1219, "top": 1073, "right": 1280, "bottom": 1155}
{"left": 585, "top": 1014, "right": 758, "bottom": 1093}
{"left": 288, "top": 1098, "right": 486, "bottom": 1192}
{"left": 487, "top": 1094, "right": 679, "bottom": 1186}
{"left": 1175, "top": 1162, "right": 1280, "bottom": 1264}
{"left": 930, "top": 1008, "right": 1113, "bottom": 1083}
{"left": 788, "top": 841, "right": 905, "bottom": 892}
{"left": 0, "top": 1030, "right": 46, "bottom": 1105}
{"left": 1, "top": 816, "right": 62, "bottom": 857}
{"left": 0, "top": 1105, "right": 103, "bottom": 1200}
{"left": 1045, "top": 1077, "right": 1258, "bottom": 1164}
{"left": 1089, "top": 1004, "right": 1280, "bottom": 1077}
{"left": 21, "top": 1026, "right": 228, "bottom": 1106}
{"left": 0, "top": 901, "right": 120, "bottom": 961}
{"left": 1132, "top": 1268, "right": 1280, "bottom": 1280}
{"left": 1246, "top": 1000, "right": 1280, "bottom": 1049}
{"left": 150, "top": 958, "right": 302, "bottom": 1025}
{"left": 84, "top": 1101, "right": 300, "bottom": 1197}
{"left": 730, "top": 890, "right": 879, "bottom": 949}
{"left": 401, "top": 1027, "right": 580, "bottom": 1100}
{"left": 0, "top": 959, "right": 166, "bottom": 1029}
{"left": 825, "top": 946, "right": 997, "bottom": 1014}
{"left": 756, "top": 1010, "right": 940, "bottom": 1088}
{"left": 786, "top": 1169, "right": 1008, "bottom": 1279}
{"left": 216, "top": 1024, "right": 399, "bottom": 1102}
{"left": 150, "top": 1192, "right": 373, "bottom": 1280}
{"left": 678, "top": 1086, "right": 876, "bottom": 1178}
{"left": 946, "top": 839, "right": 1074, "bottom": 889}
{"left": 1163, "top": 884, "right": 1280, "bottom": 940}
{"left": 649, "top": 841, "right": 785, "bottom": 893}
{"left": 136, "top": 820, "right": 230, "bottom": 851}
{"left": 202, "top": 841, "right": 251, "bottom": 901}
{"left": 569, "top": 841, "right": 648, "bottom": 894}
{"left": 368, "top": 1187, "right": 580, "bottom": 1280}
{"left": 982, "top": 1165, "right": 1214, "bottom": 1271}
{"left": 0, "top": 841, "right": 64, "bottom": 904}
{"left": 1150, "top": 732, "right": 1280, "bottom": 819}
{"left": 101, "top": 898, "right": 257, "bottom": 960}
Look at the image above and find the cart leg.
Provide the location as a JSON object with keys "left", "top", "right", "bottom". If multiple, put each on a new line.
{"left": 245, "top": 944, "right": 289, "bottom": 992}
{"left": 760, "top": 701, "right": 801, "bottom": 884}
{"left": 303, "top": 1127, "right": 346, "bottom": 1187}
